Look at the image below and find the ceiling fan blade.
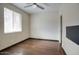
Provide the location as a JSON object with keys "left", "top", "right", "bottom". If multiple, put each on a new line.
{"left": 36, "top": 4, "right": 44, "bottom": 9}
{"left": 24, "top": 4, "right": 33, "bottom": 8}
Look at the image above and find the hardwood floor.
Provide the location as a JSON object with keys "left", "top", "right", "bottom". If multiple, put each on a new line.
{"left": 0, "top": 38, "right": 65, "bottom": 55}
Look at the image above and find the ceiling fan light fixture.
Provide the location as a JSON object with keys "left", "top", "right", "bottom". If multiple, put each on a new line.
{"left": 32, "top": 5, "right": 37, "bottom": 8}
{"left": 24, "top": 3, "right": 45, "bottom": 10}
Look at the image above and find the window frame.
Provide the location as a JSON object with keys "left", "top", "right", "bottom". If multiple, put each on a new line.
{"left": 4, "top": 7, "right": 22, "bottom": 34}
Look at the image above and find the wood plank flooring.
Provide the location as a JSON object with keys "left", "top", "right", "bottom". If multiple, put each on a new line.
{"left": 0, "top": 38, "right": 65, "bottom": 55}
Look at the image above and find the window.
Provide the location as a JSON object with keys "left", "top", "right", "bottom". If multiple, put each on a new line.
{"left": 4, "top": 8, "right": 22, "bottom": 33}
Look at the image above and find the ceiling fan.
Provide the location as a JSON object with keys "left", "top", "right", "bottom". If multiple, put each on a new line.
{"left": 24, "top": 3, "right": 45, "bottom": 10}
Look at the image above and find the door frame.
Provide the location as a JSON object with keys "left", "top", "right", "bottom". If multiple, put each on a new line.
{"left": 60, "top": 15, "right": 63, "bottom": 47}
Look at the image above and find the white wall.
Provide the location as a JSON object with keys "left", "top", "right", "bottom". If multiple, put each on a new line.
{"left": 30, "top": 12, "right": 60, "bottom": 40}
{"left": 0, "top": 4, "right": 30, "bottom": 50}
{"left": 61, "top": 3, "right": 79, "bottom": 55}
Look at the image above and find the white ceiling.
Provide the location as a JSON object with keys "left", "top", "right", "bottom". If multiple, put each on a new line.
{"left": 13, "top": 3, "right": 62, "bottom": 14}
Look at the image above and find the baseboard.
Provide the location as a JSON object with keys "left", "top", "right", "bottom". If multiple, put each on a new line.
{"left": 0, "top": 38, "right": 29, "bottom": 52}
{"left": 61, "top": 47, "right": 67, "bottom": 55}
{"left": 29, "top": 37, "right": 59, "bottom": 42}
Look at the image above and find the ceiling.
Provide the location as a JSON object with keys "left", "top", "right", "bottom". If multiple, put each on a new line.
{"left": 13, "top": 3, "right": 62, "bottom": 14}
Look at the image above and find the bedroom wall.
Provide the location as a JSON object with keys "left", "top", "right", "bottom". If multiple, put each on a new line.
{"left": 0, "top": 3, "right": 30, "bottom": 50}
{"left": 30, "top": 11, "right": 60, "bottom": 41}
{"left": 60, "top": 3, "right": 79, "bottom": 55}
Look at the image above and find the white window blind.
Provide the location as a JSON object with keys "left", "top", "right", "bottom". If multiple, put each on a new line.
{"left": 4, "top": 8, "right": 22, "bottom": 33}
